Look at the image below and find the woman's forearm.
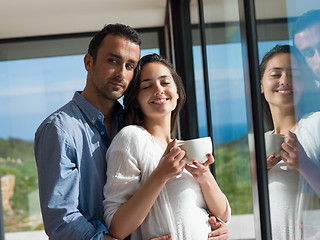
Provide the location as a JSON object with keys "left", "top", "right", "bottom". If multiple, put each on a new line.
{"left": 109, "top": 170, "right": 167, "bottom": 239}
{"left": 299, "top": 156, "right": 320, "bottom": 198}
{"left": 200, "top": 175, "right": 229, "bottom": 223}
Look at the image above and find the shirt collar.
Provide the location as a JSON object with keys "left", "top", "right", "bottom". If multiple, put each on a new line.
{"left": 72, "top": 91, "right": 124, "bottom": 127}
{"left": 73, "top": 91, "right": 103, "bottom": 125}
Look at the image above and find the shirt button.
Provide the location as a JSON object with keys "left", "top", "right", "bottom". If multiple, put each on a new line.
{"left": 100, "top": 132, "right": 104, "bottom": 135}
{"left": 92, "top": 120, "right": 95, "bottom": 124}
{"left": 98, "top": 115, "right": 102, "bottom": 120}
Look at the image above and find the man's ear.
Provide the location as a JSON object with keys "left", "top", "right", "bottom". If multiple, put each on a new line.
{"left": 177, "top": 93, "right": 179, "bottom": 99}
{"left": 84, "top": 53, "right": 93, "bottom": 72}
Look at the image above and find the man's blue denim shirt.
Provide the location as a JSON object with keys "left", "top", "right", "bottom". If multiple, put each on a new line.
{"left": 34, "top": 91, "right": 124, "bottom": 240}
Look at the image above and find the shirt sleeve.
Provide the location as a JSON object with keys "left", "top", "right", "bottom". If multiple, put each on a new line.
{"left": 35, "top": 122, "right": 107, "bottom": 240}
{"left": 299, "top": 112, "right": 320, "bottom": 162}
{"left": 103, "top": 127, "right": 142, "bottom": 229}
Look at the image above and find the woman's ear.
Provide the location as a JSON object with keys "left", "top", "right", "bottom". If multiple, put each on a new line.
{"left": 260, "top": 84, "right": 264, "bottom": 93}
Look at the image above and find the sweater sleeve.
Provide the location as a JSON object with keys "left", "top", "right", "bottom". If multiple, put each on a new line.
{"left": 103, "top": 126, "right": 143, "bottom": 229}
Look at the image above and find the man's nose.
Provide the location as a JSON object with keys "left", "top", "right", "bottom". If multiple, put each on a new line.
{"left": 314, "top": 49, "right": 320, "bottom": 63}
{"left": 115, "top": 64, "right": 126, "bottom": 79}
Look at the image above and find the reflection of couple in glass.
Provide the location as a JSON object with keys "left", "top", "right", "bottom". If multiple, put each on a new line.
{"left": 260, "top": 44, "right": 320, "bottom": 239}
{"left": 103, "top": 54, "right": 231, "bottom": 240}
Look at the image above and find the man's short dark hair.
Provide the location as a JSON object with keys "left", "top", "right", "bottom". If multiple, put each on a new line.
{"left": 88, "top": 23, "right": 141, "bottom": 63}
{"left": 292, "top": 9, "right": 320, "bottom": 41}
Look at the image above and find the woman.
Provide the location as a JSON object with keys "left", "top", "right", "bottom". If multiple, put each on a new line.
{"left": 103, "top": 54, "right": 230, "bottom": 240}
{"left": 260, "top": 45, "right": 320, "bottom": 239}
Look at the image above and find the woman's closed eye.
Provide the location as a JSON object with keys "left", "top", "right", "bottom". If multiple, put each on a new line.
{"left": 161, "top": 81, "right": 170, "bottom": 86}
{"left": 140, "top": 84, "right": 151, "bottom": 90}
{"left": 270, "top": 73, "right": 282, "bottom": 79}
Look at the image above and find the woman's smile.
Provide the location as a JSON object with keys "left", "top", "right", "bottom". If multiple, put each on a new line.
{"left": 274, "top": 88, "right": 293, "bottom": 94}
{"left": 151, "top": 98, "right": 169, "bottom": 104}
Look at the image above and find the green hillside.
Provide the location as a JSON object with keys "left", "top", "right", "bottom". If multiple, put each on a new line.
{"left": 214, "top": 135, "right": 253, "bottom": 215}
{"left": 0, "top": 137, "right": 40, "bottom": 232}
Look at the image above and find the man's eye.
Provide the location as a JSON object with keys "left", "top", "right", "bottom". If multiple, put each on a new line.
{"left": 126, "top": 64, "right": 135, "bottom": 70}
{"left": 108, "top": 59, "right": 117, "bottom": 63}
{"left": 302, "top": 48, "right": 315, "bottom": 58}
{"left": 292, "top": 73, "right": 302, "bottom": 79}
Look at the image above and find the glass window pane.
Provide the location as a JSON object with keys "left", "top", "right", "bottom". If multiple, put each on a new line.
{"left": 190, "top": 0, "right": 254, "bottom": 239}
{"left": 255, "top": 0, "right": 320, "bottom": 239}
{"left": 0, "top": 55, "right": 86, "bottom": 238}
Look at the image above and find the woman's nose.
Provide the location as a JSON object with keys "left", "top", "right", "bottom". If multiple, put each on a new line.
{"left": 154, "top": 83, "right": 164, "bottom": 95}
{"left": 279, "top": 73, "right": 292, "bottom": 86}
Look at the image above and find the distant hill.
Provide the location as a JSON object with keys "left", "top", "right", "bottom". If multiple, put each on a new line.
{"left": 0, "top": 137, "right": 39, "bottom": 232}
{"left": 0, "top": 137, "right": 34, "bottom": 162}
{"left": 214, "top": 134, "right": 253, "bottom": 215}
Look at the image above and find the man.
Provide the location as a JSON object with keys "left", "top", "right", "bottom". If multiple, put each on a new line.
{"left": 292, "top": 9, "right": 320, "bottom": 114}
{"left": 35, "top": 23, "right": 228, "bottom": 240}
{"left": 35, "top": 23, "right": 140, "bottom": 240}
{"left": 293, "top": 9, "right": 320, "bottom": 87}
{"left": 292, "top": 10, "right": 320, "bottom": 240}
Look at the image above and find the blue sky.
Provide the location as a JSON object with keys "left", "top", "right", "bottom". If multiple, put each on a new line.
{"left": 193, "top": 43, "right": 248, "bottom": 142}
{"left": 0, "top": 55, "right": 87, "bottom": 141}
